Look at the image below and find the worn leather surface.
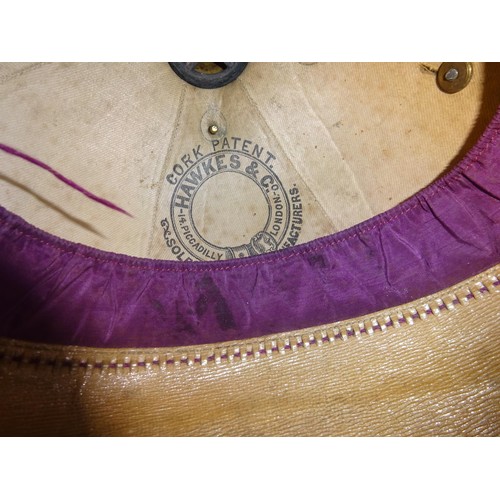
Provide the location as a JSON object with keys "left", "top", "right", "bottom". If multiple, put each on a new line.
{"left": 1, "top": 267, "right": 498, "bottom": 436}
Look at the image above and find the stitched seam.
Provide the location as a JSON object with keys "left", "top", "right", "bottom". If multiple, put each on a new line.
{"left": 238, "top": 77, "right": 343, "bottom": 227}
{"left": 1, "top": 269, "right": 498, "bottom": 370}
{"left": 0, "top": 62, "right": 50, "bottom": 85}
{"left": 146, "top": 84, "right": 186, "bottom": 256}
{"left": 0, "top": 126, "right": 498, "bottom": 273}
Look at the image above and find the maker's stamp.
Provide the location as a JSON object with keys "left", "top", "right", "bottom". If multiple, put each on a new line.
{"left": 161, "top": 137, "right": 304, "bottom": 261}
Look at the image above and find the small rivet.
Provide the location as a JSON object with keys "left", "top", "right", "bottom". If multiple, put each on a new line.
{"left": 208, "top": 124, "right": 219, "bottom": 135}
{"left": 444, "top": 68, "right": 459, "bottom": 81}
{"left": 437, "top": 62, "right": 473, "bottom": 94}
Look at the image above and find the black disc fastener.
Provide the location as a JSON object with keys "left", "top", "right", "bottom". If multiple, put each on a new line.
{"left": 168, "top": 62, "right": 248, "bottom": 89}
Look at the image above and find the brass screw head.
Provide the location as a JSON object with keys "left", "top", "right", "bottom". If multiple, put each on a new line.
{"left": 208, "top": 124, "right": 219, "bottom": 135}
{"left": 437, "top": 63, "right": 473, "bottom": 94}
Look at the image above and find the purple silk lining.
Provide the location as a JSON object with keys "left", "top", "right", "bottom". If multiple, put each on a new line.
{"left": 0, "top": 109, "right": 499, "bottom": 348}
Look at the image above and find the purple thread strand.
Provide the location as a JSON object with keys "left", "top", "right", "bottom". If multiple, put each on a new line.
{"left": 0, "top": 143, "right": 132, "bottom": 217}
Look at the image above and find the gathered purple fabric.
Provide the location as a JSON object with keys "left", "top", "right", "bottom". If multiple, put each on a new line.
{"left": 1, "top": 109, "right": 499, "bottom": 348}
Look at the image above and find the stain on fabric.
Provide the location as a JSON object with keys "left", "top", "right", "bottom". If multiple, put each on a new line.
{"left": 195, "top": 275, "right": 236, "bottom": 330}
{"left": 307, "top": 254, "right": 328, "bottom": 269}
